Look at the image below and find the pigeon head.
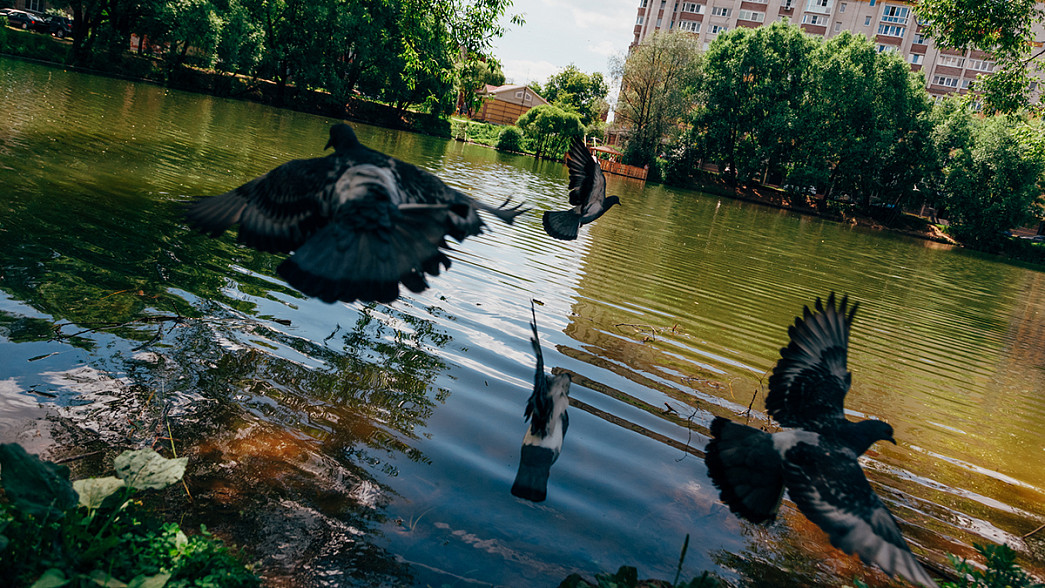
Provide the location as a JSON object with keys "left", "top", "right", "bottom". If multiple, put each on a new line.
{"left": 848, "top": 419, "right": 896, "bottom": 455}
{"left": 326, "top": 123, "right": 360, "bottom": 153}
{"left": 605, "top": 195, "right": 622, "bottom": 209}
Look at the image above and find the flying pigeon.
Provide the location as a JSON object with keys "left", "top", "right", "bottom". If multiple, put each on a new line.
{"left": 704, "top": 294, "right": 935, "bottom": 587}
{"left": 185, "top": 123, "right": 527, "bottom": 303}
{"left": 511, "top": 301, "right": 572, "bottom": 502}
{"left": 542, "top": 137, "right": 621, "bottom": 241}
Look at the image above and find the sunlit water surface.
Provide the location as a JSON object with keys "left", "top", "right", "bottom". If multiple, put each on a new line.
{"left": 1, "top": 58, "right": 1044, "bottom": 586}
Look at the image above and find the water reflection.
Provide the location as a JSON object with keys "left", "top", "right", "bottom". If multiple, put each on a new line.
{"left": 2, "top": 57, "right": 1044, "bottom": 586}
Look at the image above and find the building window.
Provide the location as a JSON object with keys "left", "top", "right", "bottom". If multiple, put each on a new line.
{"left": 933, "top": 75, "right": 959, "bottom": 88}
{"left": 657, "top": 17, "right": 662, "bottom": 26}
{"left": 870, "top": 0, "right": 876, "bottom": 5}
{"left": 679, "top": 20, "right": 701, "bottom": 32}
{"left": 636, "top": 15, "right": 644, "bottom": 24}
{"left": 711, "top": 6, "right": 731, "bottom": 17}
{"left": 681, "top": 2, "right": 703, "bottom": 13}
{"left": 739, "top": 9, "right": 765, "bottom": 22}
{"left": 840, "top": 2, "right": 846, "bottom": 11}
{"left": 877, "top": 44, "right": 897, "bottom": 53}
{"left": 876, "top": 24, "right": 905, "bottom": 37}
{"left": 968, "top": 59, "right": 995, "bottom": 72}
{"left": 640, "top": 0, "right": 648, "bottom": 6}
{"left": 834, "top": 21, "right": 841, "bottom": 32}
{"left": 710, "top": 24, "right": 729, "bottom": 34}
{"left": 881, "top": 5, "right": 909, "bottom": 25}
{"left": 938, "top": 55, "right": 965, "bottom": 68}
{"left": 909, "top": 53, "right": 923, "bottom": 64}
{"left": 782, "top": 0, "right": 794, "bottom": 8}
{"left": 802, "top": 14, "right": 827, "bottom": 26}
{"left": 864, "top": 16, "right": 871, "bottom": 26}
{"left": 806, "top": 0, "right": 830, "bottom": 12}
{"left": 960, "top": 79, "right": 972, "bottom": 89}
{"left": 913, "top": 33, "right": 927, "bottom": 44}
{"left": 516, "top": 91, "right": 523, "bottom": 99}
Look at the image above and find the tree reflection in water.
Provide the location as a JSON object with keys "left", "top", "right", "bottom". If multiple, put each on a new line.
{"left": 0, "top": 292, "right": 453, "bottom": 586}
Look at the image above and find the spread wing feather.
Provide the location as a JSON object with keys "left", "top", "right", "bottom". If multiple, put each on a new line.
{"left": 782, "top": 442, "right": 935, "bottom": 587}
{"left": 766, "top": 293, "right": 858, "bottom": 430}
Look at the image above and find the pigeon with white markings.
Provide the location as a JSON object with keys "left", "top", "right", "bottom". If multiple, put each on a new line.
{"left": 186, "top": 123, "right": 527, "bottom": 303}
{"left": 704, "top": 293, "right": 935, "bottom": 587}
{"left": 542, "top": 137, "right": 621, "bottom": 241}
{"left": 511, "top": 301, "right": 572, "bottom": 502}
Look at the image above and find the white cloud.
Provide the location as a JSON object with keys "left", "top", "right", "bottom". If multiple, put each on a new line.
{"left": 588, "top": 40, "right": 619, "bottom": 57}
{"left": 501, "top": 59, "right": 562, "bottom": 86}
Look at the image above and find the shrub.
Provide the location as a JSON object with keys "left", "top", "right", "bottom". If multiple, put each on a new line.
{"left": 496, "top": 126, "right": 523, "bottom": 153}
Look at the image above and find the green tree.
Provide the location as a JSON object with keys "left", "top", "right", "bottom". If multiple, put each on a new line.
{"left": 930, "top": 102, "right": 1045, "bottom": 248}
{"left": 541, "top": 64, "right": 609, "bottom": 125}
{"left": 612, "top": 31, "right": 702, "bottom": 169}
{"left": 516, "top": 103, "right": 583, "bottom": 159}
{"left": 916, "top": 0, "right": 1044, "bottom": 113}
{"left": 695, "top": 22, "right": 815, "bottom": 187}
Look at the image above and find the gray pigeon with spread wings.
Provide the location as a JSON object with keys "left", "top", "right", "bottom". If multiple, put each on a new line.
{"left": 705, "top": 294, "right": 935, "bottom": 587}
{"left": 542, "top": 137, "right": 620, "bottom": 241}
{"left": 186, "top": 123, "right": 526, "bottom": 304}
{"left": 511, "top": 301, "right": 571, "bottom": 502}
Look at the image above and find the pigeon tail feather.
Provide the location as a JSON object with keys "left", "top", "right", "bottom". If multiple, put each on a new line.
{"left": 511, "top": 444, "right": 557, "bottom": 502}
{"left": 705, "top": 417, "right": 786, "bottom": 524}
{"left": 542, "top": 210, "right": 582, "bottom": 241}
{"left": 276, "top": 213, "right": 450, "bottom": 303}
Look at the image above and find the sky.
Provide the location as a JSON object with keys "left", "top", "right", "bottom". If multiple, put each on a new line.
{"left": 491, "top": 0, "right": 638, "bottom": 89}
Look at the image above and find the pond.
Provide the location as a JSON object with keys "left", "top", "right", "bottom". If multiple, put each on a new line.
{"left": 1, "top": 57, "right": 1043, "bottom": 586}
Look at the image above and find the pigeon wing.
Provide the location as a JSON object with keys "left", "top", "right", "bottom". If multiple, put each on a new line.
{"left": 384, "top": 156, "right": 526, "bottom": 241}
{"left": 766, "top": 293, "right": 858, "bottom": 430}
{"left": 186, "top": 155, "right": 336, "bottom": 253}
{"left": 782, "top": 442, "right": 936, "bottom": 587}
{"left": 525, "top": 302, "right": 554, "bottom": 436}
{"left": 566, "top": 137, "right": 606, "bottom": 211}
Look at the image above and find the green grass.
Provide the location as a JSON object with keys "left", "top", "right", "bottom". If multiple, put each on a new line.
{"left": 0, "top": 25, "right": 71, "bottom": 62}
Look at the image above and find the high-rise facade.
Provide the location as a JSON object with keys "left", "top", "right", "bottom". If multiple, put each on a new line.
{"left": 630, "top": 0, "right": 1045, "bottom": 101}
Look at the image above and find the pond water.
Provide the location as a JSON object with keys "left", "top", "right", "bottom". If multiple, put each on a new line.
{"left": 1, "top": 57, "right": 1043, "bottom": 586}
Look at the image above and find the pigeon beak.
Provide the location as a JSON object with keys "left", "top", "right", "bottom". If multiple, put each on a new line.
{"left": 888, "top": 435, "right": 897, "bottom": 445}
{"left": 324, "top": 138, "right": 333, "bottom": 151}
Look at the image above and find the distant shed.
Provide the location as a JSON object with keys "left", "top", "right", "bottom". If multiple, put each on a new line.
{"left": 471, "top": 84, "right": 548, "bottom": 125}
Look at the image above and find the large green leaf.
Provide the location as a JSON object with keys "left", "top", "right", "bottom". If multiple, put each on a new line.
{"left": 29, "top": 568, "right": 71, "bottom": 588}
{"left": 126, "top": 572, "right": 171, "bottom": 588}
{"left": 113, "top": 450, "right": 186, "bottom": 490}
{"left": 0, "top": 444, "right": 77, "bottom": 520}
{"left": 73, "top": 476, "right": 126, "bottom": 509}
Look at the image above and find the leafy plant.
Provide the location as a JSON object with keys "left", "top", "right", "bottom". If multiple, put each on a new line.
{"left": 496, "top": 126, "right": 524, "bottom": 153}
{"left": 0, "top": 444, "right": 258, "bottom": 588}
{"left": 942, "top": 543, "right": 1045, "bottom": 588}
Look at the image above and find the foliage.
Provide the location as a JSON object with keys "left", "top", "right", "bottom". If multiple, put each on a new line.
{"left": 496, "top": 125, "right": 523, "bottom": 152}
{"left": 929, "top": 102, "right": 1045, "bottom": 249}
{"left": 0, "top": 26, "right": 71, "bottom": 62}
{"left": 516, "top": 103, "right": 583, "bottom": 159}
{"left": 694, "top": 22, "right": 815, "bottom": 187}
{"left": 941, "top": 542, "right": 1045, "bottom": 588}
{"left": 915, "top": 0, "right": 1044, "bottom": 114}
{"left": 0, "top": 444, "right": 258, "bottom": 588}
{"left": 539, "top": 64, "right": 609, "bottom": 126}
{"left": 46, "top": 0, "right": 518, "bottom": 117}
{"left": 611, "top": 31, "right": 702, "bottom": 169}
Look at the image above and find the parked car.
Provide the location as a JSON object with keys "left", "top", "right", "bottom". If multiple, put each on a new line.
{"left": 46, "top": 15, "right": 72, "bottom": 38}
{"left": 6, "top": 9, "right": 48, "bottom": 32}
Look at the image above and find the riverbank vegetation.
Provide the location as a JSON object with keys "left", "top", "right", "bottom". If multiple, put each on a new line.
{"left": 615, "top": 24, "right": 1045, "bottom": 259}
{"left": 0, "top": 444, "right": 259, "bottom": 587}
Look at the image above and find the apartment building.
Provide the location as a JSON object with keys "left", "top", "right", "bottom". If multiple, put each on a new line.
{"left": 631, "top": 0, "right": 1045, "bottom": 101}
